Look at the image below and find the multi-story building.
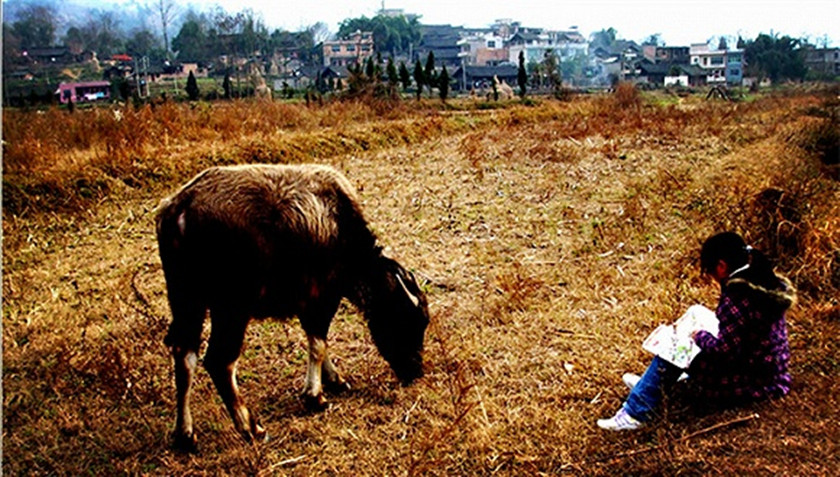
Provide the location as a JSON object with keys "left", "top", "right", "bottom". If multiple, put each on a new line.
{"left": 724, "top": 49, "right": 744, "bottom": 85}
{"left": 507, "top": 28, "right": 588, "bottom": 67}
{"left": 322, "top": 30, "right": 374, "bottom": 68}
{"left": 804, "top": 48, "right": 840, "bottom": 77}
{"left": 417, "top": 24, "right": 464, "bottom": 68}
{"left": 459, "top": 31, "right": 507, "bottom": 66}
{"left": 690, "top": 43, "right": 743, "bottom": 85}
{"left": 643, "top": 45, "right": 690, "bottom": 64}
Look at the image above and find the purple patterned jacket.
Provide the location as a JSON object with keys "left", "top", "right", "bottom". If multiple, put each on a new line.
{"left": 688, "top": 275, "right": 796, "bottom": 405}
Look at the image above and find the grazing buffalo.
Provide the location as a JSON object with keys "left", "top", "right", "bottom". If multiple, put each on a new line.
{"left": 155, "top": 164, "right": 429, "bottom": 449}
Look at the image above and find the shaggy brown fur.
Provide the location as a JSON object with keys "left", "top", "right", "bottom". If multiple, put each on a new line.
{"left": 155, "top": 164, "right": 429, "bottom": 450}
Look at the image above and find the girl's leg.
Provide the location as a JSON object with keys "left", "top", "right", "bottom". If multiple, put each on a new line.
{"left": 622, "top": 356, "right": 684, "bottom": 421}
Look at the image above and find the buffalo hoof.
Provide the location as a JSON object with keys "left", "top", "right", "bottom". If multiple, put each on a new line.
{"left": 241, "top": 427, "right": 269, "bottom": 444}
{"left": 303, "top": 393, "right": 327, "bottom": 411}
{"left": 172, "top": 431, "right": 198, "bottom": 453}
{"left": 324, "top": 379, "right": 351, "bottom": 395}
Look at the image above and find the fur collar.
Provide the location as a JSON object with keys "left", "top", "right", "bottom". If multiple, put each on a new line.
{"left": 725, "top": 275, "right": 797, "bottom": 313}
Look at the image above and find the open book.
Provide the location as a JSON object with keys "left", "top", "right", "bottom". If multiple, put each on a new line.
{"left": 642, "top": 305, "right": 719, "bottom": 369}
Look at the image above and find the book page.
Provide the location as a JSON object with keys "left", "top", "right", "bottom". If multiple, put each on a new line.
{"left": 642, "top": 305, "right": 718, "bottom": 369}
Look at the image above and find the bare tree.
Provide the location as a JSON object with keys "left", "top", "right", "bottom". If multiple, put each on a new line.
{"left": 155, "top": 0, "right": 180, "bottom": 58}
{"left": 308, "top": 22, "right": 332, "bottom": 44}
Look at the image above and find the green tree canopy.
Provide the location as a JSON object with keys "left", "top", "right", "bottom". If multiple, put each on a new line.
{"left": 126, "top": 29, "right": 166, "bottom": 63}
{"left": 173, "top": 19, "right": 209, "bottom": 62}
{"left": 743, "top": 33, "right": 807, "bottom": 83}
{"left": 185, "top": 70, "right": 200, "bottom": 100}
{"left": 413, "top": 59, "right": 424, "bottom": 100}
{"left": 438, "top": 64, "right": 449, "bottom": 102}
{"left": 589, "top": 28, "right": 618, "bottom": 51}
{"left": 337, "top": 14, "right": 421, "bottom": 57}
{"left": 398, "top": 61, "right": 411, "bottom": 91}
{"left": 10, "top": 3, "right": 58, "bottom": 49}
{"left": 424, "top": 51, "right": 436, "bottom": 95}
{"left": 517, "top": 50, "right": 527, "bottom": 98}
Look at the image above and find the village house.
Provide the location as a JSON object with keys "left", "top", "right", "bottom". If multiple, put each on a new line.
{"left": 690, "top": 43, "right": 743, "bottom": 85}
{"left": 643, "top": 45, "right": 690, "bottom": 64}
{"left": 804, "top": 47, "right": 840, "bottom": 77}
{"left": 322, "top": 30, "right": 375, "bottom": 68}
{"left": 451, "top": 64, "right": 518, "bottom": 91}
{"left": 459, "top": 30, "right": 507, "bottom": 66}
{"left": 417, "top": 24, "right": 464, "bottom": 68}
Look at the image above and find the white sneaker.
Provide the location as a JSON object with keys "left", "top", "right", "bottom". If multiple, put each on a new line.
{"left": 597, "top": 407, "right": 644, "bottom": 431}
{"left": 622, "top": 373, "right": 641, "bottom": 390}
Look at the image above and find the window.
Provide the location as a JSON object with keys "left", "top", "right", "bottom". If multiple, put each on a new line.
{"left": 488, "top": 40, "right": 496, "bottom": 48}
{"left": 361, "top": 45, "right": 370, "bottom": 52}
{"left": 331, "top": 45, "right": 341, "bottom": 53}
{"left": 347, "top": 45, "right": 355, "bottom": 52}
{"left": 711, "top": 56, "right": 724, "bottom": 65}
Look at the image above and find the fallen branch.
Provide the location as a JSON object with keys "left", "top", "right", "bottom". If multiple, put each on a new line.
{"left": 560, "top": 413, "right": 760, "bottom": 471}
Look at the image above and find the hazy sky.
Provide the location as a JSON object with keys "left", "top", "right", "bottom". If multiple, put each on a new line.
{"left": 211, "top": 0, "right": 838, "bottom": 46}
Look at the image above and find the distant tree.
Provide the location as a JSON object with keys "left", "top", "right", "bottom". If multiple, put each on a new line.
{"left": 315, "top": 71, "right": 327, "bottom": 93}
{"left": 398, "top": 61, "right": 411, "bottom": 92}
{"left": 743, "top": 33, "right": 807, "bottom": 83}
{"left": 386, "top": 57, "right": 399, "bottom": 95}
{"left": 413, "top": 59, "right": 424, "bottom": 100}
{"left": 517, "top": 50, "right": 527, "bottom": 98}
{"left": 63, "top": 27, "right": 86, "bottom": 54}
{"left": 126, "top": 29, "right": 166, "bottom": 62}
{"left": 222, "top": 72, "right": 232, "bottom": 99}
{"left": 347, "top": 62, "right": 366, "bottom": 95}
{"left": 365, "top": 56, "right": 376, "bottom": 79}
{"left": 173, "top": 17, "right": 209, "bottom": 62}
{"left": 424, "top": 51, "right": 436, "bottom": 96}
{"left": 643, "top": 33, "right": 664, "bottom": 47}
{"left": 155, "top": 0, "right": 180, "bottom": 58}
{"left": 238, "top": 9, "right": 270, "bottom": 57}
{"left": 718, "top": 36, "right": 729, "bottom": 51}
{"left": 270, "top": 28, "right": 318, "bottom": 66}
{"left": 307, "top": 22, "right": 332, "bottom": 44}
{"left": 85, "top": 11, "right": 125, "bottom": 59}
{"left": 542, "top": 49, "right": 561, "bottom": 89}
{"left": 10, "top": 3, "right": 59, "bottom": 49}
{"left": 337, "top": 14, "right": 421, "bottom": 57}
{"left": 438, "top": 64, "right": 449, "bottom": 102}
{"left": 589, "top": 27, "right": 618, "bottom": 51}
{"left": 186, "top": 70, "right": 200, "bottom": 100}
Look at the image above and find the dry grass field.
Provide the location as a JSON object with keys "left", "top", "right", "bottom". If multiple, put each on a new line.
{"left": 3, "top": 87, "right": 839, "bottom": 475}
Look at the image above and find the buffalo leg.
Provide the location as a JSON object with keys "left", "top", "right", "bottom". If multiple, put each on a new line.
{"left": 322, "top": 350, "right": 350, "bottom": 393}
{"left": 300, "top": 295, "right": 341, "bottom": 408}
{"left": 165, "top": 296, "right": 205, "bottom": 451}
{"left": 203, "top": 311, "right": 265, "bottom": 443}
{"left": 303, "top": 334, "right": 328, "bottom": 408}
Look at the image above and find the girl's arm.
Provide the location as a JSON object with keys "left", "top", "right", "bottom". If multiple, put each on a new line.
{"left": 692, "top": 293, "right": 751, "bottom": 356}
